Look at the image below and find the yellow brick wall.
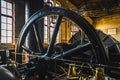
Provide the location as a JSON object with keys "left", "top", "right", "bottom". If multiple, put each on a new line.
{"left": 60, "top": 16, "right": 93, "bottom": 43}
{"left": 94, "top": 14, "right": 120, "bottom": 41}
{"left": 61, "top": 21, "right": 71, "bottom": 42}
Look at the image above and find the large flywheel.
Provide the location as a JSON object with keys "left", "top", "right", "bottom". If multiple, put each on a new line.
{"left": 16, "top": 7, "right": 109, "bottom": 79}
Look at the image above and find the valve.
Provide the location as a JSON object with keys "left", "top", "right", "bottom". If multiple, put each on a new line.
{"left": 95, "top": 67, "right": 105, "bottom": 80}
{"left": 67, "top": 64, "right": 79, "bottom": 80}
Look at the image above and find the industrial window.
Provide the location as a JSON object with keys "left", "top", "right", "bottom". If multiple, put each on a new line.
{"left": 44, "top": 0, "right": 61, "bottom": 45}
{"left": 44, "top": 15, "right": 61, "bottom": 45}
{"left": 0, "top": 0, "right": 13, "bottom": 43}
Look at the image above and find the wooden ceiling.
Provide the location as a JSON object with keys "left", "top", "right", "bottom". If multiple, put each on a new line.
{"left": 54, "top": 0, "right": 120, "bottom": 18}
{"left": 6, "top": 0, "right": 120, "bottom": 18}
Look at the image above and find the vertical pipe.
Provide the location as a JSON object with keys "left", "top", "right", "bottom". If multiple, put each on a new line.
{"left": 25, "top": 0, "right": 44, "bottom": 52}
{"left": 16, "top": 0, "right": 44, "bottom": 63}
{"left": 25, "top": 0, "right": 29, "bottom": 22}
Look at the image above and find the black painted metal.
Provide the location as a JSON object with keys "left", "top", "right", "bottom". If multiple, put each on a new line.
{"left": 97, "top": 30, "right": 120, "bottom": 54}
{"left": 52, "top": 42, "right": 92, "bottom": 59}
{"left": 16, "top": 0, "right": 44, "bottom": 63}
{"left": 47, "top": 15, "right": 63, "bottom": 57}
{"left": 22, "top": 45, "right": 34, "bottom": 54}
{"left": 25, "top": 0, "right": 44, "bottom": 53}
{"left": 0, "top": 51, "right": 6, "bottom": 64}
{"left": 32, "top": 24, "right": 44, "bottom": 54}
{"left": 0, "top": 66, "right": 18, "bottom": 80}
{"left": 16, "top": 7, "right": 109, "bottom": 64}
{"left": 80, "top": 30, "right": 85, "bottom": 45}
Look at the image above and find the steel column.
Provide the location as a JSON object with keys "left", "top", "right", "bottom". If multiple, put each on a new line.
{"left": 25, "top": 0, "right": 44, "bottom": 52}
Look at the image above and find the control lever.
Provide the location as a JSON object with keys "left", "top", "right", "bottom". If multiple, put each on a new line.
{"left": 22, "top": 45, "right": 35, "bottom": 55}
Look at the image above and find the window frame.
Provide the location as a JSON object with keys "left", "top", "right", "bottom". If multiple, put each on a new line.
{"left": 44, "top": 0, "right": 61, "bottom": 45}
{"left": 0, "top": 0, "right": 14, "bottom": 44}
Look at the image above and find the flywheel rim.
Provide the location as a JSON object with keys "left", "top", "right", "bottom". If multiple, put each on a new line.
{"left": 16, "top": 7, "right": 109, "bottom": 64}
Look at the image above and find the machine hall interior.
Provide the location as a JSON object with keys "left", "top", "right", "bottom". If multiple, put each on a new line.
{"left": 0, "top": 0, "right": 120, "bottom": 80}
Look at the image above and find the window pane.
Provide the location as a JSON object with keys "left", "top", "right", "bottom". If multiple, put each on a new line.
{"left": 7, "top": 24, "right": 12, "bottom": 30}
{"left": 7, "top": 17, "right": 12, "bottom": 24}
{"left": 50, "top": 27, "right": 54, "bottom": 32}
{"left": 1, "top": 1, "right": 13, "bottom": 44}
{"left": 1, "top": 0, "right": 6, "bottom": 8}
{"left": 44, "top": 16, "right": 48, "bottom": 25}
{"left": 1, "top": 16, "right": 6, "bottom": 23}
{"left": 7, "top": 9, "right": 12, "bottom": 16}
{"left": 7, "top": 37, "right": 12, "bottom": 43}
{"left": 44, "top": 34, "right": 47, "bottom": 38}
{"left": 1, "top": 23, "right": 7, "bottom": 29}
{"left": 50, "top": 22, "right": 54, "bottom": 27}
{"left": 1, "top": 30, "right": 6, "bottom": 36}
{"left": 44, "top": 26, "right": 47, "bottom": 31}
{"left": 7, "top": 30, "right": 12, "bottom": 36}
{"left": 1, "top": 8, "right": 6, "bottom": 14}
{"left": 44, "top": 16, "right": 47, "bottom": 21}
{"left": 55, "top": 3, "right": 60, "bottom": 7}
{"left": 44, "top": 0, "right": 47, "bottom": 2}
{"left": 7, "top": 2, "right": 12, "bottom": 9}
{"left": 44, "top": 30, "right": 47, "bottom": 35}
{"left": 1, "top": 37, "right": 6, "bottom": 43}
